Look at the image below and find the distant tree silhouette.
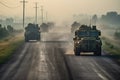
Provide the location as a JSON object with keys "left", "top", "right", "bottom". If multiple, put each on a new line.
{"left": 92, "top": 14, "right": 98, "bottom": 25}
{"left": 7, "top": 25, "right": 14, "bottom": 32}
{"left": 0, "top": 24, "right": 14, "bottom": 39}
{"left": 71, "top": 21, "right": 80, "bottom": 33}
{"left": 100, "top": 11, "right": 120, "bottom": 25}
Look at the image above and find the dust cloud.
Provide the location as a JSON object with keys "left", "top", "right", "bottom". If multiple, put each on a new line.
{"left": 42, "top": 25, "right": 74, "bottom": 55}
{"left": 42, "top": 30, "right": 73, "bottom": 80}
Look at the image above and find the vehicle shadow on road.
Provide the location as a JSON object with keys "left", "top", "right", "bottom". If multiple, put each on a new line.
{"left": 65, "top": 54, "right": 120, "bottom": 58}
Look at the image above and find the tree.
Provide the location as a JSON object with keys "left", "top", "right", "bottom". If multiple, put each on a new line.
{"left": 0, "top": 24, "right": 9, "bottom": 39}
{"left": 71, "top": 21, "right": 80, "bottom": 33}
{"left": 92, "top": 14, "right": 98, "bottom": 25}
{"left": 7, "top": 25, "right": 14, "bottom": 32}
{"left": 100, "top": 11, "right": 120, "bottom": 25}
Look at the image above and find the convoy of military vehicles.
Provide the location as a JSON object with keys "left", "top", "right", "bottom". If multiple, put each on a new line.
{"left": 24, "top": 22, "right": 53, "bottom": 42}
{"left": 24, "top": 22, "right": 102, "bottom": 56}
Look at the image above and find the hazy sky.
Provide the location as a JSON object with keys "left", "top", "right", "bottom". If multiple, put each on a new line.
{"left": 0, "top": 0, "right": 120, "bottom": 21}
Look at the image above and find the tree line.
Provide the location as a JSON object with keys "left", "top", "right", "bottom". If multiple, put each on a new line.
{"left": 0, "top": 24, "right": 14, "bottom": 39}
{"left": 100, "top": 11, "right": 120, "bottom": 25}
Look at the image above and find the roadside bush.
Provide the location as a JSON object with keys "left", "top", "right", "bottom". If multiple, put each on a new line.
{"left": 0, "top": 24, "right": 14, "bottom": 39}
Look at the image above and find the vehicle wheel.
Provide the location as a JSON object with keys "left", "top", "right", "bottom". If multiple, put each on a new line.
{"left": 25, "top": 38, "right": 29, "bottom": 42}
{"left": 38, "top": 39, "right": 40, "bottom": 41}
{"left": 38, "top": 36, "right": 41, "bottom": 41}
{"left": 25, "top": 40, "right": 29, "bottom": 42}
{"left": 94, "top": 47, "right": 101, "bottom": 56}
{"left": 74, "top": 47, "right": 80, "bottom": 56}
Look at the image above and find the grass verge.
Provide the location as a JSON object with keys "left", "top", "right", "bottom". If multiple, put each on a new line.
{"left": 0, "top": 34, "right": 24, "bottom": 64}
{"left": 102, "top": 36, "right": 120, "bottom": 64}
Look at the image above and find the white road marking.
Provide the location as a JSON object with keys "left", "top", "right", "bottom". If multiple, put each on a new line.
{"left": 93, "top": 67, "right": 108, "bottom": 80}
{"left": 90, "top": 61, "right": 115, "bottom": 80}
{"left": 39, "top": 43, "right": 50, "bottom": 80}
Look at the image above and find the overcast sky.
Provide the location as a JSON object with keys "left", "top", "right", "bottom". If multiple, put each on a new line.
{"left": 0, "top": 0, "right": 120, "bottom": 22}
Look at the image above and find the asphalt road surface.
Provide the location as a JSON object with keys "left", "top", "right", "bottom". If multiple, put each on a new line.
{"left": 0, "top": 33, "right": 70, "bottom": 80}
{"left": 63, "top": 34, "right": 120, "bottom": 80}
{"left": 0, "top": 42, "right": 55, "bottom": 80}
{"left": 0, "top": 32, "right": 120, "bottom": 80}
{"left": 65, "top": 52, "right": 120, "bottom": 80}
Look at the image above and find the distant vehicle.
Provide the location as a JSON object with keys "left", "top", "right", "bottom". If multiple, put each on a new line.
{"left": 73, "top": 25, "right": 102, "bottom": 56}
{"left": 24, "top": 23, "right": 40, "bottom": 42}
{"left": 40, "top": 23, "right": 49, "bottom": 32}
{"left": 47, "top": 22, "right": 55, "bottom": 30}
{"left": 71, "top": 21, "right": 80, "bottom": 33}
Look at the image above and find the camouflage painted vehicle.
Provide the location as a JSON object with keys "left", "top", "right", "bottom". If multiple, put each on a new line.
{"left": 73, "top": 25, "right": 102, "bottom": 56}
{"left": 24, "top": 23, "right": 40, "bottom": 42}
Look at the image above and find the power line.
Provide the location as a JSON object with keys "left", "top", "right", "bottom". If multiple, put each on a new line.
{"left": 0, "top": 1, "right": 21, "bottom": 8}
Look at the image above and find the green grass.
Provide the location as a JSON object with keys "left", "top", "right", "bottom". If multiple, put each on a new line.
{"left": 0, "top": 36, "right": 24, "bottom": 64}
{"left": 102, "top": 37, "right": 120, "bottom": 55}
{"left": 102, "top": 37, "right": 120, "bottom": 64}
{"left": 0, "top": 36, "right": 12, "bottom": 42}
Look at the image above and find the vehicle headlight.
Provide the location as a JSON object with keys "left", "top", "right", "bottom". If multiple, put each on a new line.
{"left": 77, "top": 41, "right": 80, "bottom": 44}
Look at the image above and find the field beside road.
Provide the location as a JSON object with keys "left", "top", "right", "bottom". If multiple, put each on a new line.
{"left": 0, "top": 33, "right": 70, "bottom": 80}
{"left": 97, "top": 25, "right": 120, "bottom": 64}
{"left": 0, "top": 33, "right": 24, "bottom": 64}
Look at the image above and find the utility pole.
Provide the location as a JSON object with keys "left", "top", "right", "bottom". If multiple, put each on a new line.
{"left": 34, "top": 2, "right": 39, "bottom": 24}
{"left": 41, "top": 6, "right": 43, "bottom": 23}
{"left": 20, "top": 0, "right": 27, "bottom": 28}
{"left": 46, "top": 11, "right": 48, "bottom": 23}
{"left": 89, "top": 16, "right": 92, "bottom": 27}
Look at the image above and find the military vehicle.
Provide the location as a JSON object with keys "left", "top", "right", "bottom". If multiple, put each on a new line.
{"left": 24, "top": 23, "right": 40, "bottom": 42}
{"left": 71, "top": 21, "right": 80, "bottom": 33}
{"left": 73, "top": 25, "right": 102, "bottom": 56}
{"left": 40, "top": 23, "right": 49, "bottom": 32}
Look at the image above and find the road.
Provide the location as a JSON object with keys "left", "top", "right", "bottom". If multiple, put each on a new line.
{"left": 0, "top": 33, "right": 69, "bottom": 80}
{"left": 0, "top": 32, "right": 120, "bottom": 80}
{"left": 0, "top": 42, "right": 54, "bottom": 80}
{"left": 61, "top": 32, "right": 120, "bottom": 80}
{"left": 65, "top": 52, "right": 120, "bottom": 80}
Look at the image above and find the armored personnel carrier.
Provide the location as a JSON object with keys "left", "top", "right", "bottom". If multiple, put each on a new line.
{"left": 24, "top": 23, "right": 40, "bottom": 42}
{"left": 73, "top": 25, "right": 102, "bottom": 56}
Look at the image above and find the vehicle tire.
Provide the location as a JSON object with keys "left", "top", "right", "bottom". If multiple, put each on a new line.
{"left": 25, "top": 37, "right": 29, "bottom": 42}
{"left": 94, "top": 47, "right": 101, "bottom": 56}
{"left": 25, "top": 40, "right": 29, "bottom": 42}
{"left": 74, "top": 47, "right": 80, "bottom": 56}
{"left": 38, "top": 36, "right": 40, "bottom": 41}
